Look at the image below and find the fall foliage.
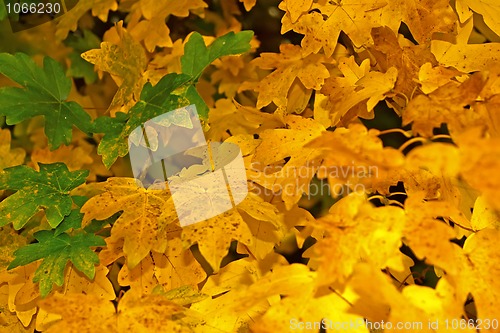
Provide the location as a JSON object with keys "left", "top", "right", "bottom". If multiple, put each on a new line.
{"left": 0, "top": 0, "right": 500, "bottom": 332}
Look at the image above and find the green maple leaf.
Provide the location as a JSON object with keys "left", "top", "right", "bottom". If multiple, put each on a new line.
{"left": 0, "top": 53, "right": 92, "bottom": 148}
{"left": 8, "top": 229, "right": 105, "bottom": 297}
{"left": 0, "top": 1, "right": 6, "bottom": 21}
{"left": 94, "top": 73, "right": 192, "bottom": 168}
{"left": 52, "top": 209, "right": 82, "bottom": 236}
{"left": 0, "top": 163, "right": 88, "bottom": 229}
{"left": 181, "top": 30, "right": 254, "bottom": 80}
{"left": 94, "top": 30, "right": 254, "bottom": 168}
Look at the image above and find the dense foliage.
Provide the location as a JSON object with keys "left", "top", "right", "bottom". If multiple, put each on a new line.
{"left": 0, "top": 0, "right": 499, "bottom": 332}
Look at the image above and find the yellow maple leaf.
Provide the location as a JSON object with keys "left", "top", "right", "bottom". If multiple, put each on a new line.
{"left": 207, "top": 99, "right": 281, "bottom": 141}
{"left": 0, "top": 283, "right": 35, "bottom": 333}
{"left": 138, "top": 0, "right": 207, "bottom": 18}
{"left": 201, "top": 263, "right": 314, "bottom": 332}
{"left": 0, "top": 263, "right": 39, "bottom": 328}
{"left": 417, "top": 62, "right": 464, "bottom": 94}
{"left": 55, "top": 0, "right": 118, "bottom": 40}
{"left": 250, "top": 115, "right": 325, "bottom": 209}
{"left": 369, "top": 27, "right": 437, "bottom": 107}
{"left": 251, "top": 290, "right": 368, "bottom": 332}
{"left": 403, "top": 193, "right": 465, "bottom": 276}
{"left": 384, "top": 0, "right": 457, "bottom": 45}
{"left": 236, "top": 264, "right": 368, "bottom": 332}
{"left": 127, "top": 12, "right": 173, "bottom": 53}
{"left": 475, "top": 65, "right": 500, "bottom": 137}
{"left": 126, "top": 0, "right": 208, "bottom": 52}
{"left": 0, "top": 228, "right": 32, "bottom": 329}
{"left": 406, "top": 143, "right": 460, "bottom": 178}
{"left": 241, "top": 44, "right": 332, "bottom": 109}
{"left": 59, "top": 264, "right": 115, "bottom": 300}
{"left": 82, "top": 22, "right": 147, "bottom": 116}
{"left": 35, "top": 264, "right": 116, "bottom": 330}
{"left": 279, "top": 0, "right": 387, "bottom": 56}
{"left": 234, "top": 193, "right": 281, "bottom": 259}
{"left": 310, "top": 193, "right": 406, "bottom": 285}
{"left": 281, "top": 0, "right": 456, "bottom": 55}
{"left": 0, "top": 227, "right": 26, "bottom": 273}
{"left": 81, "top": 178, "right": 174, "bottom": 269}
{"left": 165, "top": 155, "right": 279, "bottom": 265}
{"left": 279, "top": 0, "right": 312, "bottom": 23}
{"left": 30, "top": 145, "right": 93, "bottom": 173}
{"left": 187, "top": 257, "right": 280, "bottom": 332}
{"left": 455, "top": 0, "right": 500, "bottom": 37}
{"left": 6, "top": 0, "right": 500, "bottom": 329}
{"left": 409, "top": 229, "right": 500, "bottom": 326}
{"left": 118, "top": 250, "right": 206, "bottom": 295}
{"left": 1, "top": 261, "right": 115, "bottom": 331}
{"left": 459, "top": 229, "right": 500, "bottom": 322}
{"left": 456, "top": 127, "right": 500, "bottom": 210}
{"left": 318, "top": 56, "right": 398, "bottom": 126}
{"left": 252, "top": 115, "right": 321, "bottom": 165}
{"left": 202, "top": 257, "right": 267, "bottom": 297}
{"left": 471, "top": 196, "right": 500, "bottom": 231}
{"left": 181, "top": 194, "right": 268, "bottom": 271}
{"left": 239, "top": 0, "right": 257, "bottom": 11}
{"left": 403, "top": 143, "right": 475, "bottom": 229}
{"left": 212, "top": 55, "right": 259, "bottom": 99}
{"left": 39, "top": 290, "right": 191, "bottom": 332}
{"left": 304, "top": 123, "right": 404, "bottom": 194}
{"left": 403, "top": 72, "right": 485, "bottom": 137}
{"left": 349, "top": 264, "right": 467, "bottom": 331}
{"left": 148, "top": 39, "right": 186, "bottom": 76}
{"left": 432, "top": 18, "right": 500, "bottom": 72}
{"left": 117, "top": 224, "right": 206, "bottom": 294}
